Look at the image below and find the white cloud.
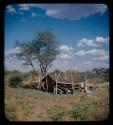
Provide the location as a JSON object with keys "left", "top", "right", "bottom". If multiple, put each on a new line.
{"left": 75, "top": 49, "right": 109, "bottom": 61}
{"left": 82, "top": 61, "right": 93, "bottom": 65}
{"left": 58, "top": 45, "right": 109, "bottom": 61}
{"left": 59, "top": 45, "right": 73, "bottom": 52}
{"left": 36, "top": 4, "right": 107, "bottom": 20}
{"left": 17, "top": 4, "right": 107, "bottom": 20}
{"left": 87, "top": 49, "right": 108, "bottom": 57}
{"left": 78, "top": 38, "right": 99, "bottom": 47}
{"left": 19, "top": 4, "right": 30, "bottom": 11}
{"left": 5, "top": 47, "right": 33, "bottom": 72}
{"left": 95, "top": 36, "right": 105, "bottom": 44}
{"left": 93, "top": 55, "right": 109, "bottom": 61}
{"left": 5, "top": 46, "right": 109, "bottom": 72}
{"left": 32, "top": 12, "right": 37, "bottom": 17}
{"left": 58, "top": 45, "right": 74, "bottom": 60}
{"left": 78, "top": 36, "right": 109, "bottom": 47}
{"left": 75, "top": 50, "right": 86, "bottom": 56}
{"left": 18, "top": 4, "right": 40, "bottom": 12}
{"left": 57, "top": 53, "right": 73, "bottom": 60}
{"left": 6, "top": 5, "right": 17, "bottom": 14}
{"left": 5, "top": 47, "right": 21, "bottom": 56}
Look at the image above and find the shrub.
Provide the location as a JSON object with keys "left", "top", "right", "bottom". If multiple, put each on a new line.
{"left": 69, "top": 103, "right": 91, "bottom": 120}
{"left": 9, "top": 75, "right": 23, "bottom": 88}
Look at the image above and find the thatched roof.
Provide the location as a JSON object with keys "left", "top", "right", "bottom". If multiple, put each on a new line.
{"left": 42, "top": 74, "right": 85, "bottom": 84}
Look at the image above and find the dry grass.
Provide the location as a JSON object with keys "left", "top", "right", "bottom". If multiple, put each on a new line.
{"left": 5, "top": 82, "right": 109, "bottom": 121}
{"left": 5, "top": 97, "right": 27, "bottom": 121}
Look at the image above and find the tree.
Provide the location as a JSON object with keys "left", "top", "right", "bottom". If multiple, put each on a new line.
{"left": 12, "top": 41, "right": 38, "bottom": 74}
{"left": 92, "top": 68, "right": 100, "bottom": 76}
{"left": 12, "top": 30, "right": 59, "bottom": 76}
{"left": 31, "top": 30, "right": 59, "bottom": 76}
{"left": 92, "top": 68, "right": 109, "bottom": 82}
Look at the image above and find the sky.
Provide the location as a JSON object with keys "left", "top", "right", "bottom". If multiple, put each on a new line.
{"left": 5, "top": 4, "right": 109, "bottom": 72}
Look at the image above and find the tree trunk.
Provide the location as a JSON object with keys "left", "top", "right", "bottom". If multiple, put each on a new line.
{"left": 39, "top": 63, "right": 48, "bottom": 77}
{"left": 40, "top": 64, "right": 46, "bottom": 76}
{"left": 30, "top": 62, "right": 39, "bottom": 76}
{"left": 30, "top": 61, "right": 42, "bottom": 89}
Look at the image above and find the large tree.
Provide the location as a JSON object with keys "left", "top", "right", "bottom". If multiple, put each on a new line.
{"left": 12, "top": 30, "right": 59, "bottom": 76}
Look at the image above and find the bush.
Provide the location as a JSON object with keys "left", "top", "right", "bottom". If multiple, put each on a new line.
{"left": 69, "top": 103, "right": 91, "bottom": 120}
{"left": 9, "top": 75, "right": 23, "bottom": 88}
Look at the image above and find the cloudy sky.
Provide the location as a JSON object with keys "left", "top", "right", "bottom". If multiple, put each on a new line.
{"left": 5, "top": 4, "right": 109, "bottom": 72}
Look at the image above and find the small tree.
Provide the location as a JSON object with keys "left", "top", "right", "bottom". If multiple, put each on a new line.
{"left": 31, "top": 30, "right": 59, "bottom": 76}
{"left": 12, "top": 30, "right": 59, "bottom": 77}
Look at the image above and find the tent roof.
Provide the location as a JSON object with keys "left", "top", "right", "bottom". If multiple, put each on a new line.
{"left": 42, "top": 74, "right": 85, "bottom": 84}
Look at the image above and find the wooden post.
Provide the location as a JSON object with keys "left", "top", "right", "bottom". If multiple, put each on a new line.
{"left": 55, "top": 71, "right": 57, "bottom": 94}
{"left": 65, "top": 70, "right": 67, "bottom": 78}
{"left": 71, "top": 70, "right": 74, "bottom": 94}
{"left": 46, "top": 72, "right": 48, "bottom": 92}
{"left": 56, "top": 80, "right": 57, "bottom": 94}
{"left": 85, "top": 71, "right": 87, "bottom": 91}
{"left": 57, "top": 71, "right": 61, "bottom": 81}
{"left": 38, "top": 70, "right": 40, "bottom": 90}
{"left": 56, "top": 71, "right": 62, "bottom": 94}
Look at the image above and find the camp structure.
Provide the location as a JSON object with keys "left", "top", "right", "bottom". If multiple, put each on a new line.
{"left": 41, "top": 74, "right": 86, "bottom": 94}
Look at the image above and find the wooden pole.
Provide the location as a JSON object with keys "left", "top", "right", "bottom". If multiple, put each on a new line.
{"left": 38, "top": 70, "right": 40, "bottom": 90}
{"left": 55, "top": 71, "right": 57, "bottom": 94}
{"left": 55, "top": 71, "right": 62, "bottom": 94}
{"left": 57, "top": 71, "right": 61, "bottom": 81}
{"left": 65, "top": 70, "right": 66, "bottom": 78}
{"left": 71, "top": 70, "right": 73, "bottom": 94}
{"left": 85, "top": 71, "right": 87, "bottom": 91}
{"left": 46, "top": 71, "right": 48, "bottom": 92}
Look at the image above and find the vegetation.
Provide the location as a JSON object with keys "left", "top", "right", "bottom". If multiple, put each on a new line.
{"left": 5, "top": 67, "right": 109, "bottom": 121}
{"left": 5, "top": 67, "right": 109, "bottom": 88}
{"left": 92, "top": 68, "right": 109, "bottom": 82}
{"left": 5, "top": 82, "right": 109, "bottom": 121}
{"left": 50, "top": 68, "right": 109, "bottom": 82}
{"left": 9, "top": 75, "right": 23, "bottom": 88}
{"left": 47, "top": 105, "right": 65, "bottom": 121}
{"left": 12, "top": 30, "right": 59, "bottom": 76}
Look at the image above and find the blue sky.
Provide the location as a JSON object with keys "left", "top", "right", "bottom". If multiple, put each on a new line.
{"left": 5, "top": 4, "right": 109, "bottom": 72}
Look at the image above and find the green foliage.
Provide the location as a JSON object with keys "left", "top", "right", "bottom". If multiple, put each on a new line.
{"left": 13, "top": 30, "right": 59, "bottom": 76}
{"left": 69, "top": 103, "right": 92, "bottom": 120}
{"left": 5, "top": 70, "right": 11, "bottom": 76}
{"left": 5, "top": 70, "right": 21, "bottom": 76}
{"left": 9, "top": 75, "right": 23, "bottom": 88}
{"left": 92, "top": 68, "right": 109, "bottom": 82}
{"left": 31, "top": 30, "right": 59, "bottom": 75}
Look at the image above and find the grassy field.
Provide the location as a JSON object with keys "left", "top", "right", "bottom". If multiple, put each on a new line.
{"left": 5, "top": 81, "right": 109, "bottom": 121}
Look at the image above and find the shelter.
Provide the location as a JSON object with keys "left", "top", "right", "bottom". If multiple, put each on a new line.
{"left": 41, "top": 74, "right": 85, "bottom": 93}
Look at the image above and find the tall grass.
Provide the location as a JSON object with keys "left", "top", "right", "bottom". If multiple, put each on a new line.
{"left": 5, "top": 82, "right": 109, "bottom": 121}
{"left": 47, "top": 105, "right": 65, "bottom": 121}
{"left": 5, "top": 97, "right": 27, "bottom": 121}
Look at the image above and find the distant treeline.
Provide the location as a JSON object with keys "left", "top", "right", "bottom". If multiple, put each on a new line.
{"left": 5, "top": 68, "right": 109, "bottom": 82}
{"left": 50, "top": 68, "right": 109, "bottom": 82}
